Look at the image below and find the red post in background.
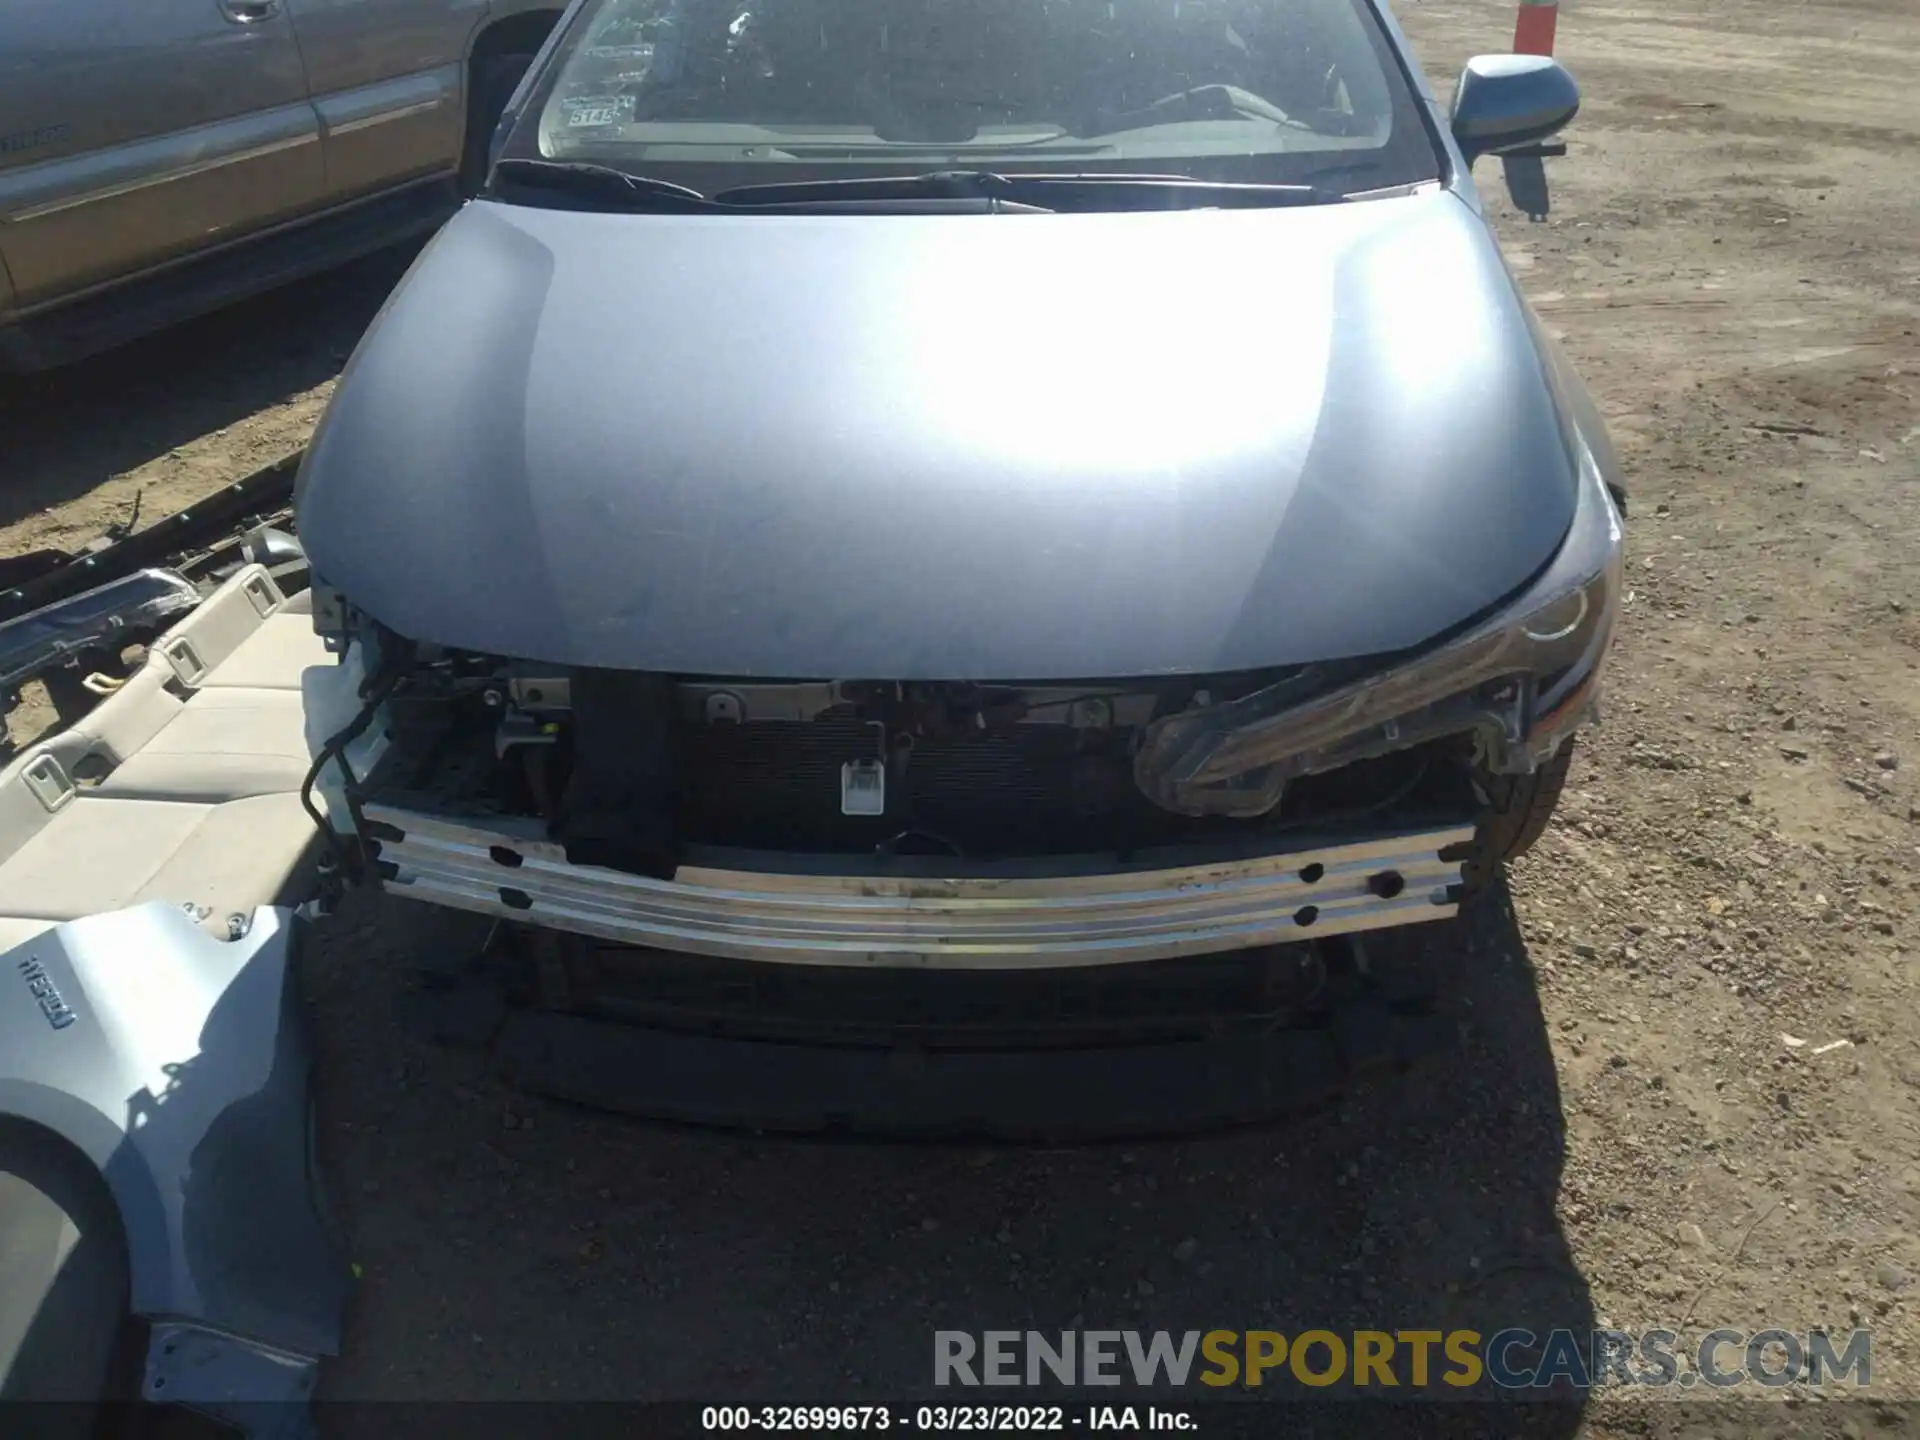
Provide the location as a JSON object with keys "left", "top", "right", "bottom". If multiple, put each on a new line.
{"left": 1514, "top": 0, "right": 1558, "bottom": 54}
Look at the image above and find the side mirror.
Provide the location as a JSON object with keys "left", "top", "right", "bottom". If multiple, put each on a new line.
{"left": 1450, "top": 54, "right": 1580, "bottom": 164}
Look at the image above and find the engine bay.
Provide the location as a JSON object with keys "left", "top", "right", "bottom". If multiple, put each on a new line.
{"left": 356, "top": 647, "right": 1478, "bottom": 877}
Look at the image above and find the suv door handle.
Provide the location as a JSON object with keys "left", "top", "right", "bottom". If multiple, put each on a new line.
{"left": 219, "top": 0, "right": 282, "bottom": 23}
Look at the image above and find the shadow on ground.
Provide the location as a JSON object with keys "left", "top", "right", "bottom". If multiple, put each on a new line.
{"left": 304, "top": 880, "right": 1591, "bottom": 1431}
{"left": 0, "top": 246, "right": 418, "bottom": 532}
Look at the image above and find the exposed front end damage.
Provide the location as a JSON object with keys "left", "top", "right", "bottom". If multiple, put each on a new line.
{"left": 1135, "top": 444, "right": 1623, "bottom": 819}
{"left": 294, "top": 420, "right": 1620, "bottom": 1134}
{"left": 303, "top": 443, "right": 1619, "bottom": 970}
{"left": 287, "top": 476, "right": 1616, "bottom": 1137}
{"left": 306, "top": 644, "right": 1492, "bottom": 960}
{"left": 359, "top": 807, "right": 1475, "bottom": 966}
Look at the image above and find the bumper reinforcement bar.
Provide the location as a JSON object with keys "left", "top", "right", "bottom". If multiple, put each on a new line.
{"left": 365, "top": 804, "right": 1474, "bottom": 968}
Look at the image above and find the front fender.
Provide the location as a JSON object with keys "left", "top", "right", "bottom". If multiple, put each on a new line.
{"left": 1530, "top": 312, "right": 1628, "bottom": 511}
{"left": 0, "top": 904, "right": 348, "bottom": 1410}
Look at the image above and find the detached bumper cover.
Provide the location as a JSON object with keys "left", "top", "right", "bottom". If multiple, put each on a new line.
{"left": 365, "top": 803, "right": 1473, "bottom": 967}
{"left": 0, "top": 902, "right": 346, "bottom": 1438}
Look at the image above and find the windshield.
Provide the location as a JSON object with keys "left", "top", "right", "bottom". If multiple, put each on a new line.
{"left": 503, "top": 0, "right": 1442, "bottom": 197}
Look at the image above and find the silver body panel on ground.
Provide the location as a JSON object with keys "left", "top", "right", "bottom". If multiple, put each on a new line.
{"left": 367, "top": 802, "right": 1473, "bottom": 967}
{"left": 0, "top": 564, "right": 350, "bottom": 1435}
{"left": 0, "top": 0, "right": 559, "bottom": 353}
{"left": 0, "top": 902, "right": 345, "bottom": 1434}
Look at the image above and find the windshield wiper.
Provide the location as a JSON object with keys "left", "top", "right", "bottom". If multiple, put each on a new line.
{"left": 488, "top": 162, "right": 1337, "bottom": 216}
{"left": 713, "top": 170, "right": 1336, "bottom": 211}
{"left": 488, "top": 158, "right": 715, "bottom": 210}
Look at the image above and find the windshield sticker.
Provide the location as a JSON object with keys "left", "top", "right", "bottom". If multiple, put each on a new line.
{"left": 563, "top": 94, "right": 634, "bottom": 128}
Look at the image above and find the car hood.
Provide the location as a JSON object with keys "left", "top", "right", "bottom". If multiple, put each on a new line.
{"left": 296, "top": 188, "right": 1579, "bottom": 680}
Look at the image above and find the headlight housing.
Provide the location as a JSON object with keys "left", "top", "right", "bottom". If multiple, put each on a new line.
{"left": 1134, "top": 446, "right": 1624, "bottom": 818}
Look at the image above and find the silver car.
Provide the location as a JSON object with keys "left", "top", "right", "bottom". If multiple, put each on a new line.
{"left": 0, "top": 0, "right": 564, "bottom": 369}
{"left": 292, "top": 0, "right": 1624, "bottom": 1132}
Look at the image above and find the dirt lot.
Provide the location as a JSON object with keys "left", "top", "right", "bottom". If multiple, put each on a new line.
{"left": 3, "top": 0, "right": 1917, "bottom": 1427}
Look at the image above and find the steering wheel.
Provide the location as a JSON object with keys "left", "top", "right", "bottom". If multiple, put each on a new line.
{"left": 1077, "top": 83, "right": 1310, "bottom": 137}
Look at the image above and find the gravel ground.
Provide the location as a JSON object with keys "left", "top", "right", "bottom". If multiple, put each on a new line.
{"left": 3, "top": 0, "right": 1917, "bottom": 1429}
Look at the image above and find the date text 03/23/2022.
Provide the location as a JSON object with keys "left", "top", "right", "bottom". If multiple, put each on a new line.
{"left": 702, "top": 1406, "right": 1194, "bottom": 1432}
